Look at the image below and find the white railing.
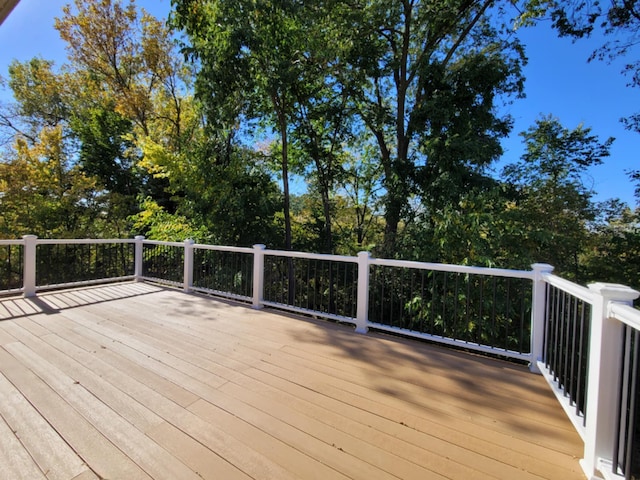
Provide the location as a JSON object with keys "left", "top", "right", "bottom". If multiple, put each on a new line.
{"left": 189, "top": 242, "right": 255, "bottom": 302}
{"left": 2, "top": 235, "right": 544, "bottom": 364}
{"left": 3, "top": 235, "right": 640, "bottom": 479}
{"left": 536, "top": 275, "right": 640, "bottom": 480}
{"left": 0, "top": 236, "right": 137, "bottom": 296}
{"left": 258, "top": 246, "right": 361, "bottom": 325}
{"left": 366, "top": 256, "right": 541, "bottom": 362}
{"left": 585, "top": 285, "right": 640, "bottom": 480}
{"left": 537, "top": 272, "right": 594, "bottom": 438}
{"left": 0, "top": 238, "right": 24, "bottom": 295}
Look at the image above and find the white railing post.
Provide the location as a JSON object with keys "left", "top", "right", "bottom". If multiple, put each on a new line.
{"left": 530, "top": 263, "right": 554, "bottom": 373}
{"left": 355, "top": 251, "right": 371, "bottom": 334}
{"left": 184, "top": 239, "right": 194, "bottom": 292}
{"left": 252, "top": 244, "right": 266, "bottom": 309}
{"left": 581, "top": 282, "right": 639, "bottom": 479}
{"left": 22, "top": 235, "right": 37, "bottom": 297}
{"left": 134, "top": 236, "right": 145, "bottom": 281}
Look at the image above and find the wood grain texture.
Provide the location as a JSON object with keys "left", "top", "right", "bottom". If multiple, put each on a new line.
{"left": 0, "top": 282, "right": 584, "bottom": 479}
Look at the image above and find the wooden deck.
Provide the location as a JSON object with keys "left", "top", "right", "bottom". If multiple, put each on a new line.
{"left": 0, "top": 282, "right": 584, "bottom": 480}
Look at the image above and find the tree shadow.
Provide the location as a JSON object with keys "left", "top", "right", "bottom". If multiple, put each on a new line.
{"left": 263, "top": 306, "right": 583, "bottom": 458}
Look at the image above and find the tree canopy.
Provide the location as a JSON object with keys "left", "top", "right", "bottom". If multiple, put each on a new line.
{"left": 0, "top": 0, "right": 637, "bottom": 289}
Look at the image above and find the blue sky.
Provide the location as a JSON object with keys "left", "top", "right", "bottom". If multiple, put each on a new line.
{"left": 0, "top": 0, "right": 637, "bottom": 206}
{"left": 499, "top": 23, "right": 638, "bottom": 207}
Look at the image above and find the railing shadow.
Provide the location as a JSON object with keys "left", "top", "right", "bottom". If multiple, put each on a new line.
{"left": 0, "top": 281, "right": 165, "bottom": 321}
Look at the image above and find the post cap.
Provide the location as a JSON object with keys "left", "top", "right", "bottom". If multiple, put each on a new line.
{"left": 588, "top": 282, "right": 640, "bottom": 302}
{"left": 531, "top": 263, "right": 554, "bottom": 272}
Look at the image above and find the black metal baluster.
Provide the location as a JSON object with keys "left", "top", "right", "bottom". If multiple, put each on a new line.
{"left": 491, "top": 276, "right": 497, "bottom": 345}
{"left": 504, "top": 278, "right": 511, "bottom": 351}
{"left": 429, "top": 271, "right": 436, "bottom": 335}
{"left": 517, "top": 279, "right": 524, "bottom": 352}
{"left": 465, "top": 274, "right": 471, "bottom": 343}
{"left": 453, "top": 273, "right": 459, "bottom": 340}
{"left": 442, "top": 272, "right": 448, "bottom": 336}
{"left": 577, "top": 301, "right": 588, "bottom": 419}
{"left": 477, "top": 276, "right": 484, "bottom": 345}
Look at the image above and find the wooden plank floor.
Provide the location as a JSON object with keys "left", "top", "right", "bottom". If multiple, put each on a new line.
{"left": 0, "top": 282, "right": 584, "bottom": 480}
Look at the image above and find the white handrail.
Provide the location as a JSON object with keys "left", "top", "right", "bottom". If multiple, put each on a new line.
{"left": 36, "top": 238, "right": 134, "bottom": 245}
{"left": 0, "top": 239, "right": 24, "bottom": 245}
{"left": 194, "top": 243, "right": 253, "bottom": 254}
{"left": 263, "top": 248, "right": 357, "bottom": 263}
{"left": 543, "top": 273, "right": 595, "bottom": 304}
{"left": 371, "top": 257, "right": 535, "bottom": 279}
{"left": 609, "top": 302, "right": 640, "bottom": 330}
{"left": 142, "top": 239, "right": 184, "bottom": 248}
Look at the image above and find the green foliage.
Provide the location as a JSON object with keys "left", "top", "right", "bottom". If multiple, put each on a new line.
{"left": 334, "top": 150, "right": 385, "bottom": 254}
{"left": 131, "top": 197, "right": 209, "bottom": 242}
{"left": 498, "top": 116, "right": 613, "bottom": 278}
{"left": 415, "top": 47, "right": 522, "bottom": 214}
{"left": 505, "top": 115, "right": 613, "bottom": 187}
{"left": 0, "top": 127, "right": 101, "bottom": 238}
{"left": 389, "top": 116, "right": 611, "bottom": 276}
{"left": 171, "top": 0, "right": 526, "bottom": 255}
{"left": 398, "top": 115, "right": 620, "bottom": 282}
{"left": 7, "top": 58, "right": 72, "bottom": 135}
{"left": 171, "top": 0, "right": 355, "bottom": 251}
{"left": 398, "top": 186, "right": 506, "bottom": 266}
{"left": 340, "top": 0, "right": 526, "bottom": 255}
{"left": 581, "top": 205, "right": 640, "bottom": 289}
{"left": 71, "top": 104, "right": 139, "bottom": 195}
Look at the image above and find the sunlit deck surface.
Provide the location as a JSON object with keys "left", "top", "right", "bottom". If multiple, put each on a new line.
{"left": 0, "top": 282, "right": 583, "bottom": 480}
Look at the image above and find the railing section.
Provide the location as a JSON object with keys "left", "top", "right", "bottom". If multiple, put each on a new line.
{"left": 191, "top": 244, "right": 254, "bottom": 302}
{"left": 613, "top": 311, "right": 640, "bottom": 480}
{"left": 537, "top": 278, "right": 640, "bottom": 480}
{"left": 0, "top": 239, "right": 23, "bottom": 294}
{"left": 139, "top": 240, "right": 185, "bottom": 286}
{"left": 261, "top": 250, "right": 358, "bottom": 323}
{"left": 539, "top": 275, "right": 594, "bottom": 437}
{"left": 368, "top": 259, "right": 535, "bottom": 359}
{"left": 2, "top": 237, "right": 136, "bottom": 295}
{"left": 36, "top": 239, "right": 135, "bottom": 290}
{"left": 0, "top": 236, "right": 544, "bottom": 365}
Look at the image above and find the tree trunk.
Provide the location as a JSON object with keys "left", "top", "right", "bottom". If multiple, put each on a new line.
{"left": 321, "top": 186, "right": 333, "bottom": 253}
{"left": 276, "top": 99, "right": 295, "bottom": 305}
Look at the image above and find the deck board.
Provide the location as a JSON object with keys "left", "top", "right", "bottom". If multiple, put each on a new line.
{"left": 0, "top": 373, "right": 90, "bottom": 480}
{"left": 0, "top": 282, "right": 584, "bottom": 480}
